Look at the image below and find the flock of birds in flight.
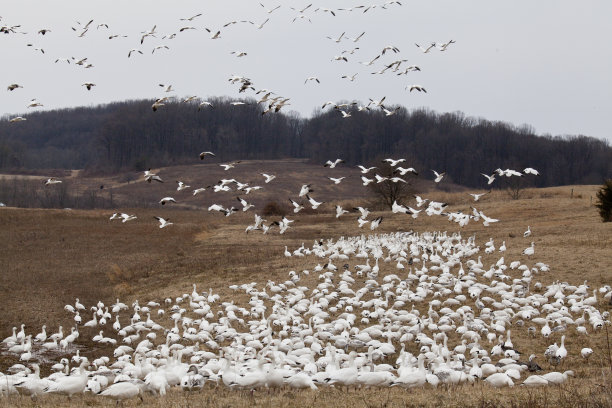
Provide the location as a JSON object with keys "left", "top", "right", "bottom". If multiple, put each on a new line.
{"left": 2, "top": 0, "right": 455, "bottom": 123}
{"left": 1, "top": 2, "right": 609, "bottom": 405}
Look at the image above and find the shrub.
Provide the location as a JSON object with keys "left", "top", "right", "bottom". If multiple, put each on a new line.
{"left": 262, "top": 201, "right": 286, "bottom": 216}
{"left": 595, "top": 179, "right": 612, "bottom": 222}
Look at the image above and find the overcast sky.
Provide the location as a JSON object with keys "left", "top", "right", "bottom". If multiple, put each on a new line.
{"left": 2, "top": 1, "right": 611, "bottom": 142}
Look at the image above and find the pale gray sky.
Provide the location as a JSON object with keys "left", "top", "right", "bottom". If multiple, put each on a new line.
{"left": 2, "top": 1, "right": 611, "bottom": 142}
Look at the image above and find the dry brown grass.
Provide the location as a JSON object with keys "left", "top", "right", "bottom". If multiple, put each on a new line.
{"left": 1, "top": 182, "right": 611, "bottom": 406}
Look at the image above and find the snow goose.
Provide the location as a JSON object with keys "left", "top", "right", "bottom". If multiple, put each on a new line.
{"left": 306, "top": 194, "right": 323, "bottom": 209}
{"left": 324, "top": 159, "right": 345, "bottom": 168}
{"left": 159, "top": 197, "right": 176, "bottom": 205}
{"left": 99, "top": 381, "right": 143, "bottom": 402}
{"left": 154, "top": 216, "right": 173, "bottom": 228}
{"left": 199, "top": 151, "right": 215, "bottom": 159}
{"left": 415, "top": 42, "right": 436, "bottom": 53}
{"left": 432, "top": 170, "right": 445, "bottom": 183}
{"left": 236, "top": 197, "right": 254, "bottom": 211}
{"left": 262, "top": 173, "right": 276, "bottom": 183}
{"left": 522, "top": 242, "right": 535, "bottom": 257}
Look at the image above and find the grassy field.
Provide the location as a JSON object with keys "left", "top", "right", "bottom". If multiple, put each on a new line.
{"left": 1, "top": 177, "right": 611, "bottom": 407}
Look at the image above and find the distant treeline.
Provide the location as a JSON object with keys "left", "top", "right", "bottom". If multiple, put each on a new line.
{"left": 1, "top": 97, "right": 610, "bottom": 187}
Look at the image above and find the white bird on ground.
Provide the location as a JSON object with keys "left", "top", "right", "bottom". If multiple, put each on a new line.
{"left": 524, "top": 226, "right": 532, "bottom": 237}
{"left": 523, "top": 242, "right": 535, "bottom": 257}
{"left": 154, "top": 216, "right": 173, "bottom": 228}
{"left": 99, "top": 381, "right": 143, "bottom": 403}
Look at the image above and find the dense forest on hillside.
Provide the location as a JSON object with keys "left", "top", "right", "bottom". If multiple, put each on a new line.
{"left": 1, "top": 97, "right": 610, "bottom": 188}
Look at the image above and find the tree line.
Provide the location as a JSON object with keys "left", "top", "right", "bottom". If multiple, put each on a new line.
{"left": 1, "top": 97, "right": 610, "bottom": 188}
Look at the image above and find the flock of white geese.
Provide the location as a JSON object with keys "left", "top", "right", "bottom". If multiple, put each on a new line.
{"left": 2, "top": 228, "right": 610, "bottom": 402}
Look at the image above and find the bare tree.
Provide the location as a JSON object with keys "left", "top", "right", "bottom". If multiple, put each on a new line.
{"left": 368, "top": 163, "right": 417, "bottom": 209}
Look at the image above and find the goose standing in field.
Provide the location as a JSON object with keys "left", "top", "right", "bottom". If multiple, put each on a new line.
{"left": 524, "top": 226, "right": 532, "bottom": 238}
{"left": 523, "top": 242, "right": 535, "bottom": 257}
{"left": 99, "top": 381, "right": 143, "bottom": 402}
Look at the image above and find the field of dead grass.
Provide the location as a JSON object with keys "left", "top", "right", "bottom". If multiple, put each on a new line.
{"left": 1, "top": 181, "right": 611, "bottom": 407}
